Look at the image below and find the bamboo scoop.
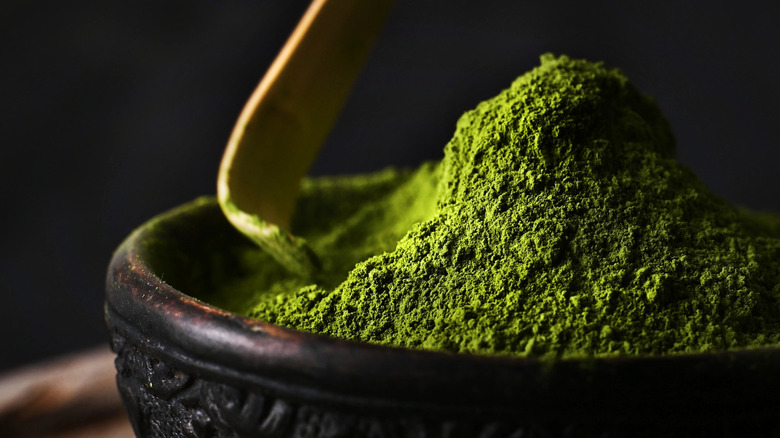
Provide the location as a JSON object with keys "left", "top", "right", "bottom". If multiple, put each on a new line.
{"left": 217, "top": 0, "right": 394, "bottom": 278}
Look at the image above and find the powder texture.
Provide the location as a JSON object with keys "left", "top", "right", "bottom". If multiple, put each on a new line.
{"left": 237, "top": 54, "right": 780, "bottom": 358}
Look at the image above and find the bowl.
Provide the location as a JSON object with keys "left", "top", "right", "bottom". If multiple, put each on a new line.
{"left": 105, "top": 197, "right": 780, "bottom": 437}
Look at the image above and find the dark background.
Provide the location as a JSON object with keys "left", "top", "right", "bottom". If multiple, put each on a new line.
{"left": 1, "top": 1, "right": 778, "bottom": 371}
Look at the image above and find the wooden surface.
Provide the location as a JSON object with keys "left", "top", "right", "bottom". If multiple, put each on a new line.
{"left": 0, "top": 345, "right": 134, "bottom": 438}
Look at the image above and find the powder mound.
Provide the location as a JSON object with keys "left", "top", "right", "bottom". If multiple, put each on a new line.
{"left": 248, "top": 54, "right": 780, "bottom": 358}
{"left": 439, "top": 53, "right": 675, "bottom": 206}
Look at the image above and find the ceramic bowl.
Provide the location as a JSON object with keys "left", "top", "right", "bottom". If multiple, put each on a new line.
{"left": 105, "top": 197, "right": 780, "bottom": 437}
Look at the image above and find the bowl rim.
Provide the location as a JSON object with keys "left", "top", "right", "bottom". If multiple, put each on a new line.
{"left": 105, "top": 197, "right": 780, "bottom": 420}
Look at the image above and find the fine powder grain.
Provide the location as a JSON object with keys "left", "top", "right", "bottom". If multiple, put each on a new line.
{"left": 232, "top": 54, "right": 780, "bottom": 358}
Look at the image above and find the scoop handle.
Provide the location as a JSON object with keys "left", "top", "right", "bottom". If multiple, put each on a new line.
{"left": 218, "top": 0, "right": 395, "bottom": 231}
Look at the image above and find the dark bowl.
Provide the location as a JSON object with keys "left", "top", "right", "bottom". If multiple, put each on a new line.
{"left": 105, "top": 197, "right": 780, "bottom": 438}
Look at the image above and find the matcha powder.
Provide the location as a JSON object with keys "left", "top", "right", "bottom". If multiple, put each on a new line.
{"left": 242, "top": 54, "right": 780, "bottom": 358}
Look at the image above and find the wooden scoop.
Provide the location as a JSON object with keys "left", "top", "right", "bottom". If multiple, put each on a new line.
{"left": 217, "top": 0, "right": 394, "bottom": 278}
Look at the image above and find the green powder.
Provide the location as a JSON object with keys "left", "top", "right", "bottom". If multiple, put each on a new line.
{"left": 220, "top": 54, "right": 780, "bottom": 358}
